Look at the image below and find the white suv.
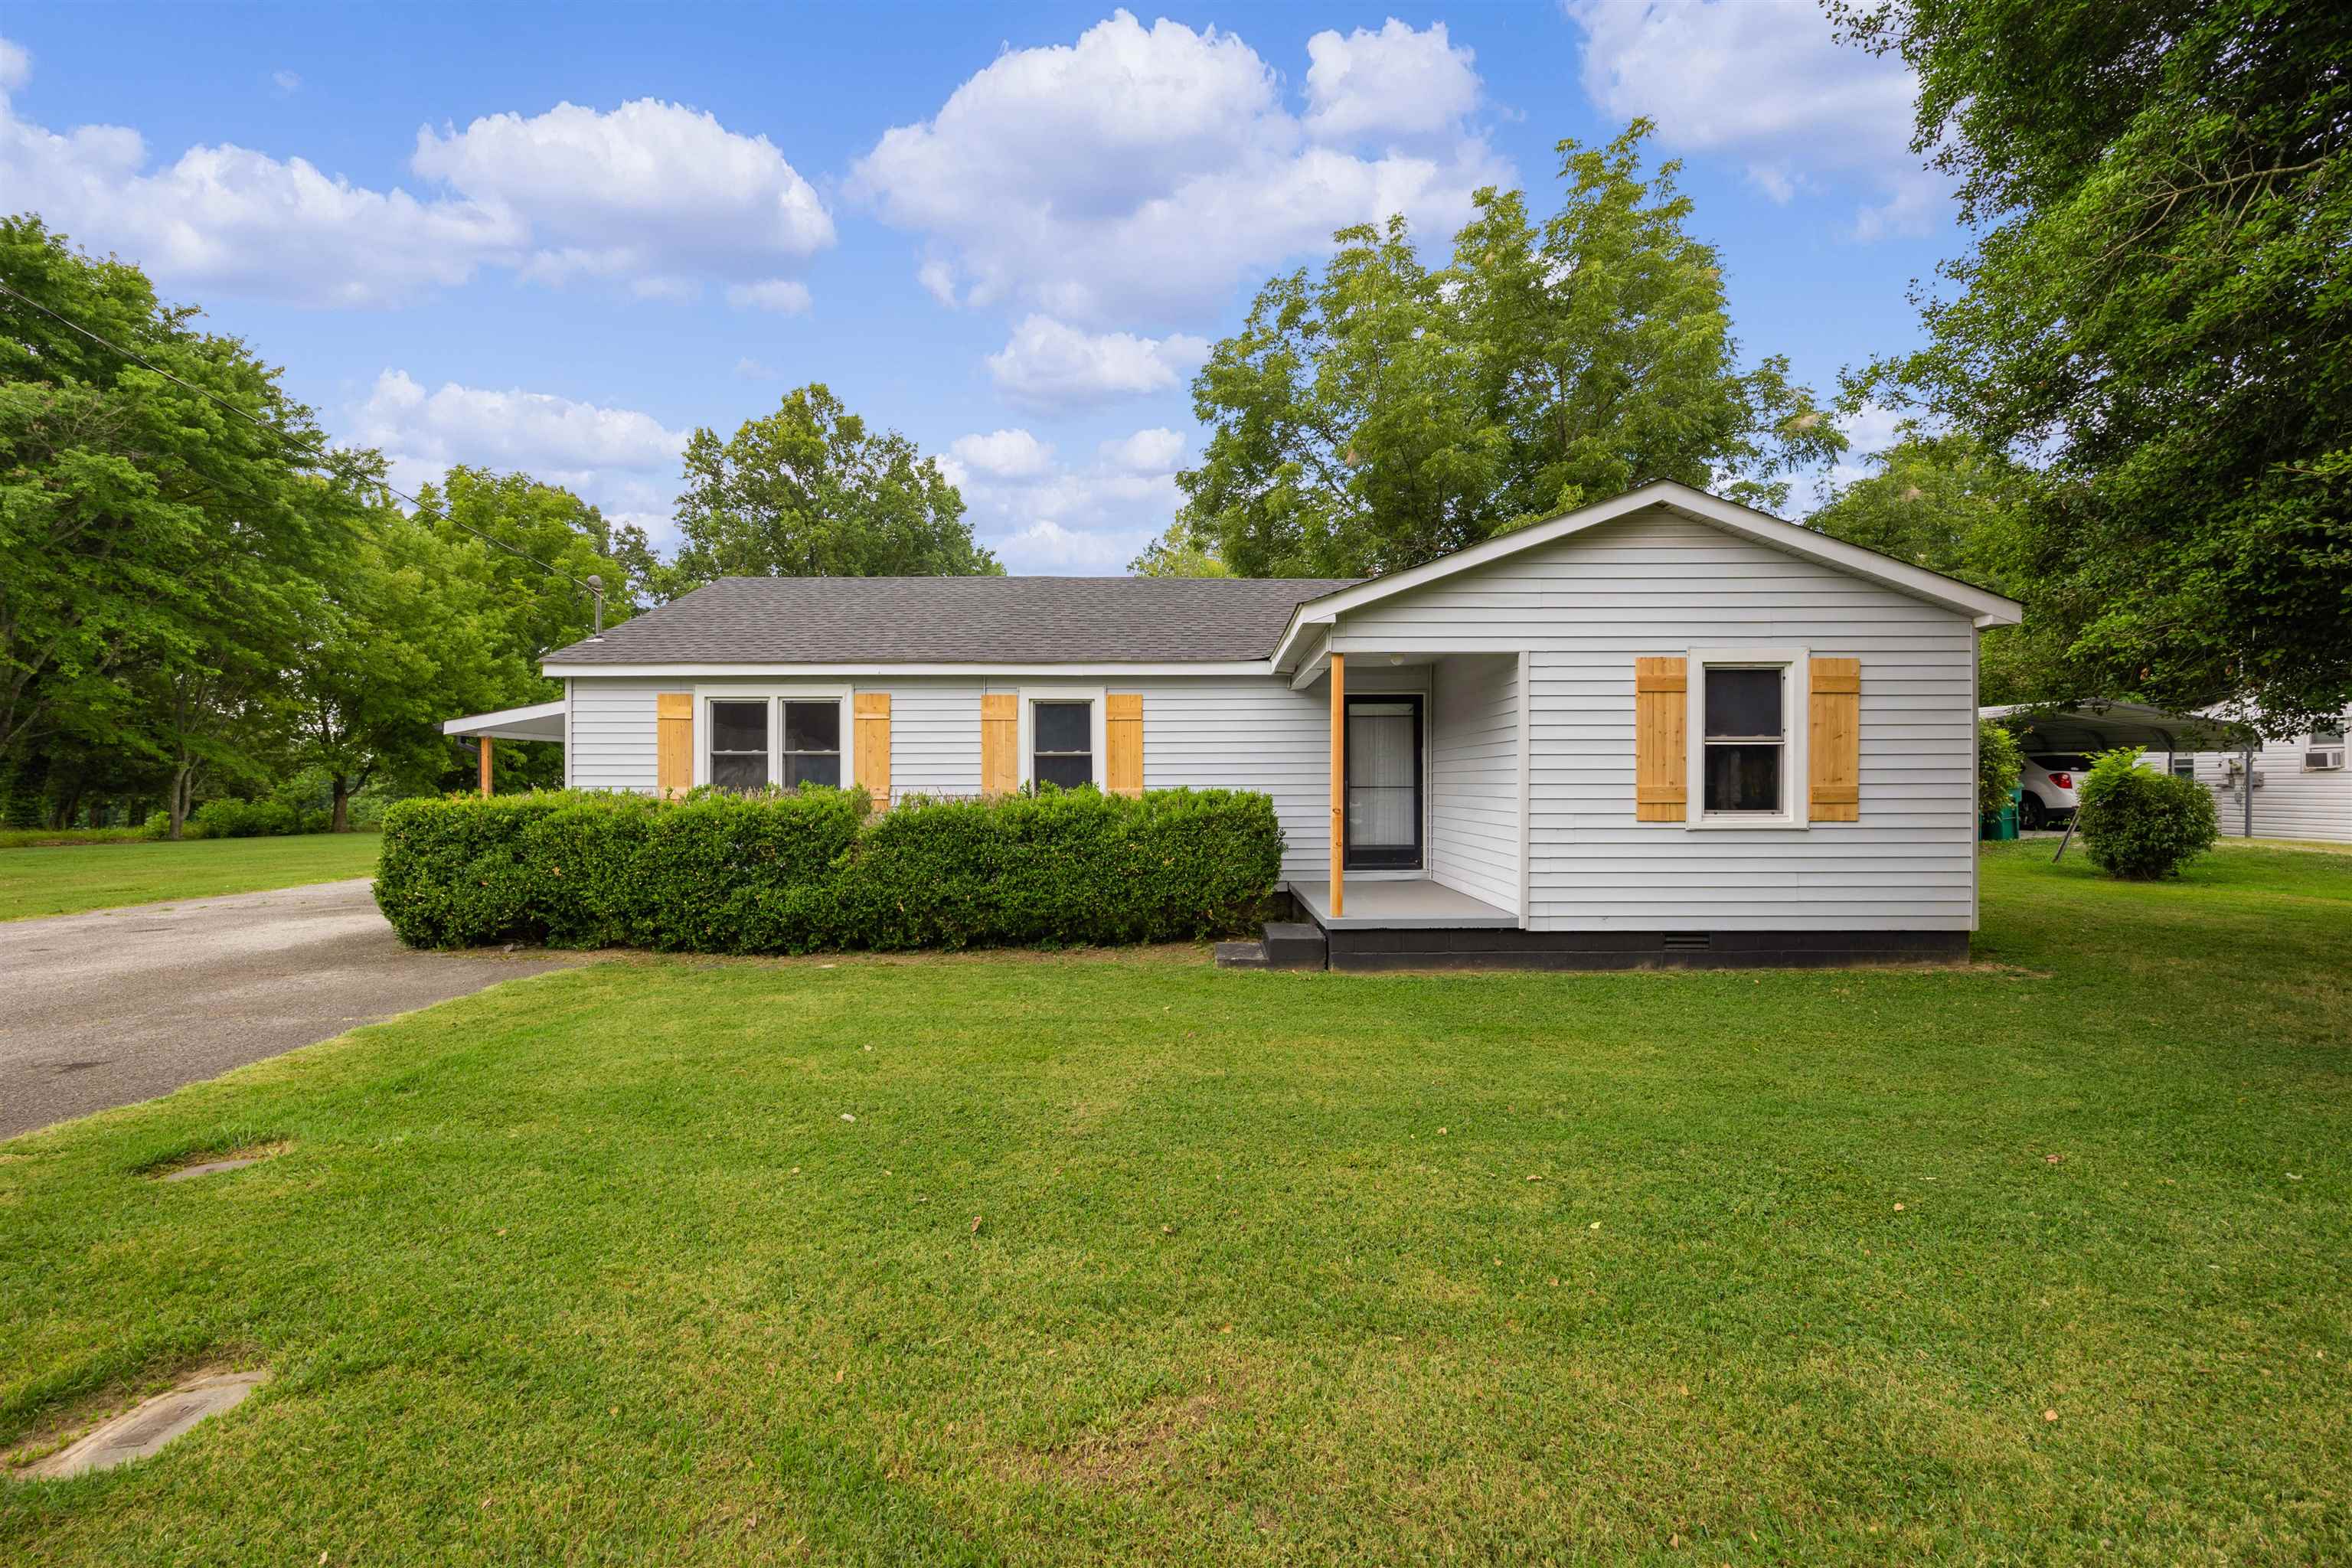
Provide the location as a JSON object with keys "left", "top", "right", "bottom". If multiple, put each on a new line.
{"left": 2019, "top": 753, "right": 2092, "bottom": 831}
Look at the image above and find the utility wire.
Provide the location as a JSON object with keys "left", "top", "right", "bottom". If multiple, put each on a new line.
{"left": 0, "top": 276, "right": 603, "bottom": 597}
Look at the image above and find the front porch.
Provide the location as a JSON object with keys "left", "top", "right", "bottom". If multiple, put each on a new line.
{"left": 1288, "top": 878, "right": 1517, "bottom": 931}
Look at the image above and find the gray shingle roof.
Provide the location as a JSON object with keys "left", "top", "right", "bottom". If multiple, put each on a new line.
{"left": 544, "top": 575, "right": 1363, "bottom": 666}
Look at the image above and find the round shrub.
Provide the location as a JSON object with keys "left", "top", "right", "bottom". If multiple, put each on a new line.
{"left": 2074, "top": 747, "right": 2219, "bottom": 879}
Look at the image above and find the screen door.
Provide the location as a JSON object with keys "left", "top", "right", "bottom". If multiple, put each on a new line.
{"left": 1344, "top": 695, "right": 1423, "bottom": 870}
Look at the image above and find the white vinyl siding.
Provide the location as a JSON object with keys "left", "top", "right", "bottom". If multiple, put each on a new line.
{"left": 1336, "top": 506, "right": 1980, "bottom": 932}
{"left": 1426, "top": 654, "right": 1521, "bottom": 914}
{"left": 2161, "top": 739, "right": 2352, "bottom": 843}
{"left": 567, "top": 678, "right": 687, "bottom": 792}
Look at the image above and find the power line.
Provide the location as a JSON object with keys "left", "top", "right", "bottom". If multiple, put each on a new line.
{"left": 0, "top": 276, "right": 603, "bottom": 599}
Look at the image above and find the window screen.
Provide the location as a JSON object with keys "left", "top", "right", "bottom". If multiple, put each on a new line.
{"left": 708, "top": 700, "right": 769, "bottom": 792}
{"left": 1701, "top": 666, "right": 1783, "bottom": 814}
{"left": 1033, "top": 701, "right": 1093, "bottom": 789}
{"left": 782, "top": 700, "right": 841, "bottom": 789}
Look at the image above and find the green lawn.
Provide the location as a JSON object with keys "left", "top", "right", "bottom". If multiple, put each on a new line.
{"left": 0, "top": 832, "right": 381, "bottom": 921}
{"left": 3, "top": 842, "right": 2347, "bottom": 1564}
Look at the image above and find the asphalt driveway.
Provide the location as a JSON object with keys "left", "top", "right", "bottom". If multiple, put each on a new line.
{"left": 0, "top": 878, "right": 579, "bottom": 1140}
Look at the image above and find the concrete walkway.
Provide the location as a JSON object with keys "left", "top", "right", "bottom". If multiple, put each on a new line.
{"left": 0, "top": 878, "right": 577, "bottom": 1140}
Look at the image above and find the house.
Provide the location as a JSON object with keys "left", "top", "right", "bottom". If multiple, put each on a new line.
{"left": 456, "top": 480, "right": 2022, "bottom": 969}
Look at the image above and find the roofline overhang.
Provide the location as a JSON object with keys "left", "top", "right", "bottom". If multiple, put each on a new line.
{"left": 1267, "top": 480, "right": 2026, "bottom": 671}
{"left": 540, "top": 659, "right": 1281, "bottom": 679}
{"left": 441, "top": 698, "right": 567, "bottom": 741}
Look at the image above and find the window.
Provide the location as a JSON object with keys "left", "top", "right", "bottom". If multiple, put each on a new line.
{"left": 696, "top": 688, "right": 851, "bottom": 791}
{"left": 782, "top": 700, "right": 841, "bottom": 789}
{"left": 708, "top": 700, "right": 769, "bottom": 791}
{"left": 1032, "top": 700, "right": 1093, "bottom": 789}
{"left": 1701, "top": 665, "right": 1785, "bottom": 814}
{"left": 2315, "top": 725, "right": 2346, "bottom": 746}
{"left": 2171, "top": 754, "right": 2197, "bottom": 780}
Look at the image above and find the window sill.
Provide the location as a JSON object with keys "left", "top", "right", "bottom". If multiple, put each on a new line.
{"left": 1684, "top": 813, "right": 1808, "bottom": 831}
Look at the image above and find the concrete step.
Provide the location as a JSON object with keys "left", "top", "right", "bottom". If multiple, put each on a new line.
{"left": 1262, "top": 920, "right": 1328, "bottom": 971}
{"left": 1213, "top": 940, "right": 1269, "bottom": 969}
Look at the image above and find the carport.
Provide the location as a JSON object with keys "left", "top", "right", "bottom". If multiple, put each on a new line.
{"left": 1981, "top": 698, "right": 2256, "bottom": 834}
{"left": 442, "top": 699, "right": 565, "bottom": 796}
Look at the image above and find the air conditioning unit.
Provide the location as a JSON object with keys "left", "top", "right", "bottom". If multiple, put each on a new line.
{"left": 2307, "top": 747, "right": 2345, "bottom": 772}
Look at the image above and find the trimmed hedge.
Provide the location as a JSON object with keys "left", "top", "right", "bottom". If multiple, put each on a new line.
{"left": 374, "top": 785, "right": 1284, "bottom": 953}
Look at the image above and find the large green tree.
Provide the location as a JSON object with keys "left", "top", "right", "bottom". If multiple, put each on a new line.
{"left": 284, "top": 503, "right": 510, "bottom": 830}
{"left": 631, "top": 384, "right": 998, "bottom": 601}
{"left": 416, "top": 467, "right": 634, "bottom": 697}
{"left": 1177, "top": 123, "right": 1841, "bottom": 578}
{"left": 1805, "top": 426, "right": 2065, "bottom": 704}
{"left": 0, "top": 215, "right": 364, "bottom": 831}
{"left": 1834, "top": 0, "right": 2352, "bottom": 731}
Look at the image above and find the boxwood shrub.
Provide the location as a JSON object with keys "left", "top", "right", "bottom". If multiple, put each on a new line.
{"left": 374, "top": 785, "right": 1283, "bottom": 953}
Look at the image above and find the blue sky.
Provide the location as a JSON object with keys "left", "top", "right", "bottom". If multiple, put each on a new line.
{"left": 1, "top": 2, "right": 1951, "bottom": 573}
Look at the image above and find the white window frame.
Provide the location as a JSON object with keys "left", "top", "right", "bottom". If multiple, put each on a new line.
{"left": 1015, "top": 685, "right": 1108, "bottom": 789}
{"left": 691, "top": 684, "right": 853, "bottom": 790}
{"left": 1684, "top": 647, "right": 1810, "bottom": 831}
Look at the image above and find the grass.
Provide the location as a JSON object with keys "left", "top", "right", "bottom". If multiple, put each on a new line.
{"left": 0, "top": 831, "right": 381, "bottom": 921}
{"left": 2, "top": 841, "right": 2347, "bottom": 1564}
{"left": 0, "top": 826, "right": 152, "bottom": 850}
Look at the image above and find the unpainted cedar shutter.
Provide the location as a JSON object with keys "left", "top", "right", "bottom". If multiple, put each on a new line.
{"left": 1634, "top": 657, "right": 1687, "bottom": 822}
{"left": 854, "top": 692, "right": 891, "bottom": 806}
{"left": 979, "top": 692, "right": 1018, "bottom": 795}
{"left": 1105, "top": 693, "right": 1143, "bottom": 796}
{"left": 1808, "top": 657, "right": 1860, "bottom": 822}
{"left": 656, "top": 692, "right": 693, "bottom": 799}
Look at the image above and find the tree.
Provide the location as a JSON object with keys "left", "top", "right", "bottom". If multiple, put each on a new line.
{"left": 0, "top": 215, "right": 365, "bottom": 833}
{"left": 1178, "top": 123, "right": 1841, "bottom": 578}
{"left": 418, "top": 469, "right": 633, "bottom": 686}
{"left": 285, "top": 504, "right": 508, "bottom": 831}
{"left": 1127, "top": 521, "right": 1233, "bottom": 578}
{"left": 1804, "top": 424, "right": 2067, "bottom": 704}
{"left": 1833, "top": 0, "right": 2352, "bottom": 733}
{"left": 642, "top": 384, "right": 998, "bottom": 600}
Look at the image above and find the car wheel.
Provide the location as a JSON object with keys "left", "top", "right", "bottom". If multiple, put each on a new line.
{"left": 2019, "top": 794, "right": 2047, "bottom": 831}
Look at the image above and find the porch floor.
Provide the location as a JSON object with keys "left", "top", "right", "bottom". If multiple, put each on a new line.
{"left": 1289, "top": 878, "right": 1518, "bottom": 931}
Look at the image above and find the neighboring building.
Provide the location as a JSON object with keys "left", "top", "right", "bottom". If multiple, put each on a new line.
{"left": 2159, "top": 724, "right": 2350, "bottom": 844}
{"left": 456, "top": 481, "right": 2022, "bottom": 969}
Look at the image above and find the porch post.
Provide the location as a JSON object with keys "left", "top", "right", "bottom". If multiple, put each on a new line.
{"left": 1329, "top": 652, "right": 1344, "bottom": 917}
{"left": 479, "top": 735, "right": 492, "bottom": 799}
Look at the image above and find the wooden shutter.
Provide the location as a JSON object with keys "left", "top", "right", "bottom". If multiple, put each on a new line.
{"left": 980, "top": 692, "right": 1018, "bottom": 795}
{"left": 1808, "top": 657, "right": 1860, "bottom": 822}
{"left": 854, "top": 692, "right": 891, "bottom": 806}
{"left": 1634, "top": 657, "right": 1687, "bottom": 822}
{"left": 1105, "top": 693, "right": 1143, "bottom": 796}
{"left": 656, "top": 692, "right": 694, "bottom": 799}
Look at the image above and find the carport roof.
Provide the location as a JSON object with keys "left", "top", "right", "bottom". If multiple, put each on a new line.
{"left": 1981, "top": 699, "right": 2251, "bottom": 753}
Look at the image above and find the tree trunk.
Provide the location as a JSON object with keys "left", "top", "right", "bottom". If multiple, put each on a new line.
{"left": 330, "top": 774, "right": 351, "bottom": 834}
{"left": 168, "top": 766, "right": 193, "bottom": 840}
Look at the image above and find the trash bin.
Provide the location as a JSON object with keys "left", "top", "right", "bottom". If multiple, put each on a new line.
{"left": 1981, "top": 786, "right": 2020, "bottom": 841}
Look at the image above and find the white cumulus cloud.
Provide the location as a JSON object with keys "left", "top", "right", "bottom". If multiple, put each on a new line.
{"left": 985, "top": 316, "right": 1208, "bottom": 414}
{"left": 0, "top": 41, "right": 834, "bottom": 307}
{"left": 1099, "top": 426, "right": 1186, "bottom": 473}
{"left": 347, "top": 369, "right": 688, "bottom": 531}
{"left": 949, "top": 428, "right": 1056, "bottom": 480}
{"left": 410, "top": 98, "right": 834, "bottom": 295}
{"left": 949, "top": 421, "right": 1193, "bottom": 574}
{"left": 1303, "top": 20, "right": 1480, "bottom": 142}
{"left": 1563, "top": 0, "right": 1944, "bottom": 239}
{"left": 853, "top": 9, "right": 1508, "bottom": 328}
